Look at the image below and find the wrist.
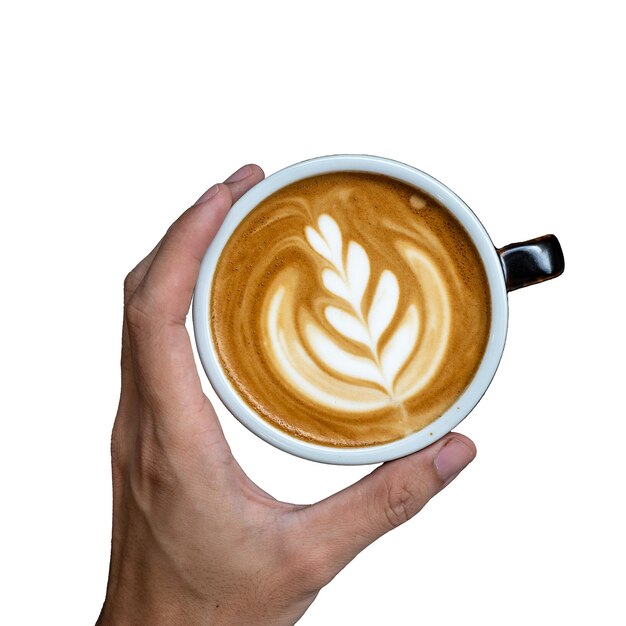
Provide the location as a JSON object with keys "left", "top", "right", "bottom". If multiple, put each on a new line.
{"left": 98, "top": 597, "right": 301, "bottom": 626}
{"left": 98, "top": 574, "right": 306, "bottom": 626}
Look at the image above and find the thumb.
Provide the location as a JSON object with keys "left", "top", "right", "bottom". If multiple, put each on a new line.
{"left": 303, "top": 434, "right": 476, "bottom": 572}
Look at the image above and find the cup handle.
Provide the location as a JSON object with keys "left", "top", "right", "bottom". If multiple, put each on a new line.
{"left": 497, "top": 235, "right": 564, "bottom": 292}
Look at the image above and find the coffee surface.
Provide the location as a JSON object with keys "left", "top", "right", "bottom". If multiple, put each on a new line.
{"left": 211, "top": 172, "right": 491, "bottom": 447}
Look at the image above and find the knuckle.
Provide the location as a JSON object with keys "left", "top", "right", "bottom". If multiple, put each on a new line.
{"left": 123, "top": 261, "right": 149, "bottom": 303}
{"left": 382, "top": 479, "right": 426, "bottom": 530}
{"left": 124, "top": 291, "right": 154, "bottom": 334}
{"left": 123, "top": 270, "right": 137, "bottom": 298}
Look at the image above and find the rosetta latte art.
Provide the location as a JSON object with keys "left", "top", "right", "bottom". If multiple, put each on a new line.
{"left": 211, "top": 172, "right": 490, "bottom": 447}
{"left": 267, "top": 214, "right": 451, "bottom": 413}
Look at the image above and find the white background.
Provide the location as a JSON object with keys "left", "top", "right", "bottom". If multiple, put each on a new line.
{"left": 1, "top": 1, "right": 624, "bottom": 624}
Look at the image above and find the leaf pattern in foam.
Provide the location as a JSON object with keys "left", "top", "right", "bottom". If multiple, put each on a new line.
{"left": 305, "top": 215, "right": 343, "bottom": 270}
{"left": 325, "top": 306, "right": 370, "bottom": 347}
{"left": 345, "top": 241, "right": 370, "bottom": 313}
{"left": 306, "top": 325, "right": 386, "bottom": 387}
{"left": 304, "top": 226, "right": 333, "bottom": 263}
{"left": 367, "top": 270, "right": 400, "bottom": 347}
{"left": 317, "top": 214, "right": 343, "bottom": 267}
{"left": 304, "top": 213, "right": 419, "bottom": 396}
{"left": 380, "top": 305, "right": 419, "bottom": 385}
{"left": 322, "top": 268, "right": 351, "bottom": 301}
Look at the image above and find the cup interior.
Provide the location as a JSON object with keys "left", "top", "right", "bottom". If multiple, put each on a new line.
{"left": 193, "top": 155, "right": 508, "bottom": 464}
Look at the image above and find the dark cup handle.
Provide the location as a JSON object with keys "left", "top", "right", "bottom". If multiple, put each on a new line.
{"left": 497, "top": 235, "right": 564, "bottom": 292}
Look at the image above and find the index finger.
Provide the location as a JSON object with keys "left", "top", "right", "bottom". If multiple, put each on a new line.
{"left": 125, "top": 165, "right": 264, "bottom": 416}
{"left": 131, "top": 164, "right": 264, "bottom": 327}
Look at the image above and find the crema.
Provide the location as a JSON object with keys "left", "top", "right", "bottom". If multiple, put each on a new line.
{"left": 211, "top": 172, "right": 490, "bottom": 447}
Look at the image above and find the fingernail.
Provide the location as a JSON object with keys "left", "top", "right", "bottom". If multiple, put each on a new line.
{"left": 195, "top": 184, "right": 220, "bottom": 204}
{"left": 224, "top": 164, "right": 252, "bottom": 183}
{"left": 434, "top": 438, "right": 475, "bottom": 483}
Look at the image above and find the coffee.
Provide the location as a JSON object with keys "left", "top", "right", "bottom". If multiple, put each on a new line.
{"left": 210, "top": 172, "right": 491, "bottom": 447}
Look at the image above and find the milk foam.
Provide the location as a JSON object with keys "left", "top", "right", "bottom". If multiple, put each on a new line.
{"left": 210, "top": 172, "right": 491, "bottom": 447}
{"left": 266, "top": 214, "right": 449, "bottom": 410}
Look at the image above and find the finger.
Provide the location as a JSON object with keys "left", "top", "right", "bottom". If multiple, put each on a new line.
{"left": 134, "top": 163, "right": 264, "bottom": 323}
{"left": 123, "top": 240, "right": 163, "bottom": 303}
{"left": 120, "top": 164, "right": 264, "bottom": 408}
{"left": 125, "top": 166, "right": 264, "bottom": 416}
{"left": 124, "top": 164, "right": 265, "bottom": 301}
{"left": 300, "top": 434, "right": 476, "bottom": 573}
{"left": 197, "top": 163, "right": 264, "bottom": 205}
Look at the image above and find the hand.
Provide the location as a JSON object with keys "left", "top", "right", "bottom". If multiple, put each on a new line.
{"left": 97, "top": 164, "right": 477, "bottom": 625}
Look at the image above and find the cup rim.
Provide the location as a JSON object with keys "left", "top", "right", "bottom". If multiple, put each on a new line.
{"left": 193, "top": 154, "right": 508, "bottom": 465}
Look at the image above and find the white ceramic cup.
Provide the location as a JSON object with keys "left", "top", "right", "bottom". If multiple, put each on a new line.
{"left": 193, "top": 155, "right": 564, "bottom": 465}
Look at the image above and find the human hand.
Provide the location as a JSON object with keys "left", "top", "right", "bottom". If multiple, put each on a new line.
{"left": 97, "top": 164, "right": 477, "bottom": 625}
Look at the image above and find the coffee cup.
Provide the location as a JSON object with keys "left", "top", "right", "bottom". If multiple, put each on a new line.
{"left": 193, "top": 155, "right": 564, "bottom": 464}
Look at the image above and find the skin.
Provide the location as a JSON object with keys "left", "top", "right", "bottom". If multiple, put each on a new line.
{"left": 97, "top": 164, "right": 477, "bottom": 625}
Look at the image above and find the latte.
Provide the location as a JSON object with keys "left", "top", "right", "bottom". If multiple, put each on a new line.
{"left": 210, "top": 172, "right": 490, "bottom": 447}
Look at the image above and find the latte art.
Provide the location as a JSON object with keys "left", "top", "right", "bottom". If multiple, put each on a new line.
{"left": 267, "top": 213, "right": 450, "bottom": 413}
{"left": 303, "top": 215, "right": 418, "bottom": 400}
{"left": 211, "top": 173, "right": 490, "bottom": 447}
